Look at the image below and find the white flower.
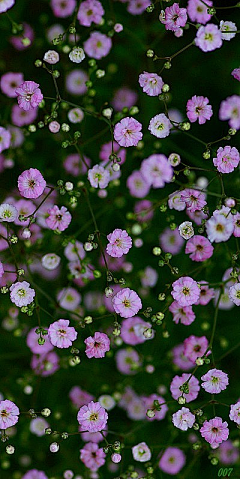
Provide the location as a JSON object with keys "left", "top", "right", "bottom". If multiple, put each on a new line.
{"left": 132, "top": 442, "right": 151, "bottom": 462}
{"left": 172, "top": 407, "right": 195, "bottom": 431}
{"left": 229, "top": 283, "right": 240, "bottom": 306}
{"left": 206, "top": 213, "right": 234, "bottom": 243}
{"left": 98, "top": 395, "right": 116, "bottom": 411}
{"left": 69, "top": 47, "right": 85, "bottom": 64}
{"left": 43, "top": 50, "right": 60, "bottom": 64}
{"left": 0, "top": 203, "right": 18, "bottom": 222}
{"left": 148, "top": 113, "right": 171, "bottom": 138}
{"left": 168, "top": 191, "right": 186, "bottom": 211}
{"left": 41, "top": 253, "right": 61, "bottom": 270}
{"left": 220, "top": 20, "right": 237, "bottom": 41}
{"left": 67, "top": 108, "right": 84, "bottom": 124}
{"left": 178, "top": 221, "right": 194, "bottom": 240}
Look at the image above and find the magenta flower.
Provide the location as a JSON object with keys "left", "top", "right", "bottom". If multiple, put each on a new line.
{"left": 46, "top": 205, "right": 72, "bottom": 232}
{"left": 84, "top": 332, "right": 110, "bottom": 358}
{"left": 201, "top": 368, "right": 229, "bottom": 394}
{"left": 172, "top": 407, "right": 195, "bottom": 431}
{"left": 0, "top": 72, "right": 24, "bottom": 98}
{"left": 80, "top": 442, "right": 106, "bottom": 471}
{"left": 139, "top": 71, "right": 164, "bottom": 96}
{"left": 121, "top": 316, "right": 153, "bottom": 345}
{"left": 114, "top": 117, "right": 143, "bottom": 147}
{"left": 213, "top": 146, "right": 240, "bottom": 173}
{"left": 158, "top": 447, "right": 186, "bottom": 475}
{"left": 51, "top": 0, "right": 76, "bottom": 17}
{"left": 22, "top": 470, "right": 48, "bottom": 479}
{"left": 10, "top": 280, "right": 35, "bottom": 307}
{"left": 200, "top": 417, "right": 229, "bottom": 449}
{"left": 232, "top": 68, "right": 240, "bottom": 81}
{"left": 0, "top": 399, "right": 19, "bottom": 429}
{"left": 106, "top": 229, "right": 132, "bottom": 258}
{"left": 184, "top": 335, "right": 209, "bottom": 363}
{"left": 48, "top": 319, "right": 77, "bottom": 349}
{"left": 229, "top": 401, "right": 240, "bottom": 425}
{"left": 195, "top": 24, "right": 223, "bottom": 52}
{"left": 15, "top": 81, "right": 43, "bottom": 111}
{"left": 18, "top": 168, "right": 46, "bottom": 199}
{"left": 170, "top": 373, "right": 200, "bottom": 402}
{"left": 186, "top": 95, "right": 213, "bottom": 124}
{"left": 171, "top": 276, "right": 200, "bottom": 306}
{"left": 112, "top": 288, "right": 142, "bottom": 318}
{"left": 77, "top": 401, "right": 108, "bottom": 432}
{"left": 185, "top": 235, "right": 214, "bottom": 262}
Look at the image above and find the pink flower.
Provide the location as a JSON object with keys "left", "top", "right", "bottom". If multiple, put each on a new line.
{"left": 0, "top": 399, "right": 19, "bottom": 429}
{"left": 106, "top": 229, "right": 132, "bottom": 258}
{"left": 69, "top": 386, "right": 94, "bottom": 409}
{"left": 112, "top": 87, "right": 138, "bottom": 111}
{"left": 213, "top": 146, "right": 240, "bottom": 173}
{"left": 200, "top": 417, "right": 229, "bottom": 449}
{"left": 50, "top": 0, "right": 76, "bottom": 17}
{"left": 171, "top": 276, "right": 200, "bottom": 306}
{"left": 112, "top": 288, "right": 142, "bottom": 318}
{"left": 219, "top": 95, "right": 240, "bottom": 130}
{"left": 46, "top": 205, "right": 72, "bottom": 231}
{"left": 121, "top": 316, "right": 153, "bottom": 345}
{"left": 31, "top": 351, "right": 60, "bottom": 377}
{"left": 127, "top": 0, "right": 151, "bottom": 15}
{"left": 195, "top": 281, "right": 215, "bottom": 305}
{"left": 160, "top": 227, "right": 184, "bottom": 255}
{"left": 143, "top": 394, "right": 168, "bottom": 421}
{"left": 80, "top": 442, "right": 106, "bottom": 471}
{"left": 140, "top": 154, "right": 173, "bottom": 188}
{"left": 0, "top": 72, "right": 24, "bottom": 98}
{"left": 114, "top": 117, "right": 143, "bottom": 147}
{"left": 127, "top": 170, "right": 150, "bottom": 198}
{"left": 77, "top": 0, "right": 104, "bottom": 26}
{"left": 148, "top": 113, "right": 171, "bottom": 138}
{"left": 84, "top": 332, "right": 110, "bottom": 358}
{"left": 0, "top": 127, "right": 11, "bottom": 153}
{"left": 158, "top": 447, "right": 186, "bottom": 475}
{"left": 187, "top": 0, "right": 212, "bottom": 25}
{"left": 15, "top": 81, "right": 43, "bottom": 111}
{"left": 10, "top": 281, "right": 35, "bottom": 307}
{"left": 172, "top": 343, "right": 195, "bottom": 371}
{"left": 169, "top": 301, "right": 196, "bottom": 326}
{"left": 27, "top": 327, "right": 54, "bottom": 355}
{"left": 180, "top": 188, "right": 207, "bottom": 212}
{"left": 88, "top": 165, "right": 110, "bottom": 188}
{"left": 184, "top": 335, "right": 209, "bottom": 363}
{"left": 185, "top": 235, "right": 214, "bottom": 262}
{"left": 160, "top": 3, "right": 187, "bottom": 33}
{"left": 186, "top": 95, "right": 213, "bottom": 124}
{"left": 195, "top": 24, "right": 223, "bottom": 52}
{"left": 170, "top": 373, "right": 200, "bottom": 402}
{"left": 77, "top": 401, "right": 108, "bottom": 432}
{"left": 115, "top": 347, "right": 142, "bottom": 375}
{"left": 229, "top": 401, "right": 240, "bottom": 425}
{"left": 48, "top": 319, "right": 77, "bottom": 348}
{"left": 139, "top": 71, "right": 164, "bottom": 96}
{"left": 18, "top": 168, "right": 46, "bottom": 199}
{"left": 83, "top": 31, "right": 112, "bottom": 60}
{"left": 201, "top": 368, "right": 229, "bottom": 394}
{"left": 231, "top": 68, "right": 240, "bottom": 81}
{"left": 22, "top": 470, "right": 48, "bottom": 479}
{"left": 172, "top": 407, "right": 195, "bottom": 431}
